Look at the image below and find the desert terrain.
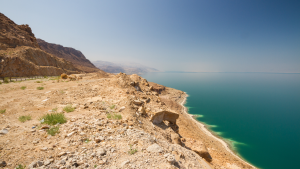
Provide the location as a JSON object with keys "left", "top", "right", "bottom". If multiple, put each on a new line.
{"left": 0, "top": 72, "right": 256, "bottom": 169}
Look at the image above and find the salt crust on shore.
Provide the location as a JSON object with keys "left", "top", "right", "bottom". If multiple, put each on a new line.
{"left": 179, "top": 93, "right": 257, "bottom": 169}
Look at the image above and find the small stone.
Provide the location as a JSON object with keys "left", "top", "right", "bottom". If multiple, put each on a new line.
{"left": 40, "top": 147, "right": 48, "bottom": 151}
{"left": 0, "top": 129, "right": 9, "bottom": 135}
{"left": 67, "top": 132, "right": 75, "bottom": 137}
{"left": 0, "top": 160, "right": 7, "bottom": 167}
{"left": 44, "top": 159, "right": 52, "bottom": 166}
{"left": 96, "top": 148, "right": 106, "bottom": 156}
{"left": 58, "top": 152, "right": 67, "bottom": 157}
{"left": 28, "top": 161, "right": 37, "bottom": 168}
{"left": 118, "top": 106, "right": 126, "bottom": 112}
{"left": 95, "top": 136, "right": 104, "bottom": 143}
{"left": 146, "top": 143, "right": 163, "bottom": 153}
{"left": 60, "top": 159, "right": 66, "bottom": 165}
{"left": 41, "top": 125, "right": 50, "bottom": 129}
{"left": 37, "top": 161, "right": 44, "bottom": 167}
{"left": 167, "top": 155, "right": 176, "bottom": 164}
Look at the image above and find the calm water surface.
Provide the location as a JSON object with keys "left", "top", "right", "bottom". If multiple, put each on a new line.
{"left": 141, "top": 72, "right": 300, "bottom": 169}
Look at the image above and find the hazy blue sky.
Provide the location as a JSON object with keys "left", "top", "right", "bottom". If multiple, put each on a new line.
{"left": 1, "top": 0, "right": 299, "bottom": 72}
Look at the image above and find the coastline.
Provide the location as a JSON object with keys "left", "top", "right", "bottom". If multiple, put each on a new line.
{"left": 180, "top": 92, "right": 257, "bottom": 169}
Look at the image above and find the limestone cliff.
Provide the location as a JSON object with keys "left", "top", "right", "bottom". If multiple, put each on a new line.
{"left": 0, "top": 13, "right": 80, "bottom": 77}
{"left": 37, "top": 39, "right": 99, "bottom": 73}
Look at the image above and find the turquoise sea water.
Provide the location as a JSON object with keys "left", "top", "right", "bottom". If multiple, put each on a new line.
{"left": 141, "top": 72, "right": 300, "bottom": 169}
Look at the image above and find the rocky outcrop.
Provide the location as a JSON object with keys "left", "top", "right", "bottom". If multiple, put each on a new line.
{"left": 0, "top": 46, "right": 79, "bottom": 77}
{"left": 0, "top": 13, "right": 40, "bottom": 50}
{"left": 184, "top": 138, "right": 212, "bottom": 162}
{"left": 37, "top": 39, "right": 99, "bottom": 73}
{"left": 0, "top": 13, "right": 80, "bottom": 77}
{"left": 151, "top": 111, "right": 179, "bottom": 124}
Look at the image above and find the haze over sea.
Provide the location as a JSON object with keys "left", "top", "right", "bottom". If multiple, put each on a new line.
{"left": 141, "top": 72, "right": 300, "bottom": 169}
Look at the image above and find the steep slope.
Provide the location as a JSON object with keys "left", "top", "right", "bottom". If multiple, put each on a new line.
{"left": 0, "top": 13, "right": 80, "bottom": 77}
{"left": 37, "top": 39, "right": 99, "bottom": 73}
{"left": 93, "top": 60, "right": 160, "bottom": 74}
{"left": 0, "top": 13, "right": 40, "bottom": 50}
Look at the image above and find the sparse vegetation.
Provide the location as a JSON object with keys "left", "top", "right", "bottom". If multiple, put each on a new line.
{"left": 0, "top": 81, "right": 2, "bottom": 85}
{"left": 16, "top": 164, "right": 26, "bottom": 169}
{"left": 18, "top": 115, "right": 31, "bottom": 123}
{"left": 4, "top": 77, "right": 9, "bottom": 83}
{"left": 110, "top": 104, "right": 116, "bottom": 109}
{"left": 36, "top": 81, "right": 42, "bottom": 83}
{"left": 60, "top": 90, "right": 65, "bottom": 94}
{"left": 37, "top": 87, "right": 44, "bottom": 90}
{"left": 94, "top": 165, "right": 97, "bottom": 168}
{"left": 0, "top": 109, "right": 6, "bottom": 114}
{"left": 63, "top": 104, "right": 75, "bottom": 113}
{"left": 107, "top": 112, "right": 122, "bottom": 120}
{"left": 20, "top": 86, "right": 26, "bottom": 90}
{"left": 128, "top": 145, "right": 137, "bottom": 155}
{"left": 40, "top": 113, "right": 67, "bottom": 125}
{"left": 47, "top": 126, "right": 60, "bottom": 136}
{"left": 49, "top": 76, "right": 60, "bottom": 80}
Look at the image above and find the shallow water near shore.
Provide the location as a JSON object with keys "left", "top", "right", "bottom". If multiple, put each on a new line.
{"left": 141, "top": 72, "right": 300, "bottom": 169}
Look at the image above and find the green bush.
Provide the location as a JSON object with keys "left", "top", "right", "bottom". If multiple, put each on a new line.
{"left": 16, "top": 164, "right": 26, "bottom": 169}
{"left": 37, "top": 87, "right": 44, "bottom": 90}
{"left": 4, "top": 77, "right": 9, "bottom": 83}
{"left": 47, "top": 126, "right": 60, "bottom": 136}
{"left": 110, "top": 104, "right": 115, "bottom": 109}
{"left": 35, "top": 81, "right": 42, "bottom": 83}
{"left": 63, "top": 105, "right": 75, "bottom": 113}
{"left": 107, "top": 112, "right": 122, "bottom": 120}
{"left": 0, "top": 109, "right": 6, "bottom": 114}
{"left": 40, "top": 113, "right": 67, "bottom": 125}
{"left": 20, "top": 86, "right": 26, "bottom": 90}
{"left": 18, "top": 115, "right": 31, "bottom": 123}
{"left": 128, "top": 145, "right": 137, "bottom": 155}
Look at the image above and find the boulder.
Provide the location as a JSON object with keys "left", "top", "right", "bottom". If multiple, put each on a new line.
{"left": 132, "top": 100, "right": 143, "bottom": 105}
{"left": 150, "top": 111, "right": 179, "bottom": 124}
{"left": 184, "top": 138, "right": 212, "bottom": 162}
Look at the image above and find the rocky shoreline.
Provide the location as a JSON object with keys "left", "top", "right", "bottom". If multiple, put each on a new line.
{"left": 176, "top": 93, "right": 257, "bottom": 169}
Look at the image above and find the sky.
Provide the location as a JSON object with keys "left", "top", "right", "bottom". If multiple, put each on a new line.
{"left": 1, "top": 0, "right": 299, "bottom": 72}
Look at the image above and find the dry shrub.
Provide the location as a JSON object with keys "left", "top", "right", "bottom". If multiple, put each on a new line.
{"left": 61, "top": 73, "right": 68, "bottom": 79}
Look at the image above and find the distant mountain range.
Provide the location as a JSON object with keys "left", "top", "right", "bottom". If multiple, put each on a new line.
{"left": 92, "top": 60, "right": 160, "bottom": 74}
{"left": 37, "top": 39, "right": 99, "bottom": 73}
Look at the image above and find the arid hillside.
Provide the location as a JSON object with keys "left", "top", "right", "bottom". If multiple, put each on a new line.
{"left": 0, "top": 13, "right": 80, "bottom": 77}
{"left": 0, "top": 13, "right": 40, "bottom": 50}
{"left": 38, "top": 39, "right": 99, "bottom": 73}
